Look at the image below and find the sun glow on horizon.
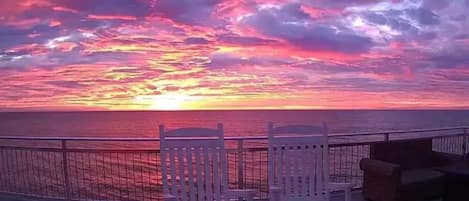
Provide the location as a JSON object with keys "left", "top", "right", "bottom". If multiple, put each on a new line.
{"left": 134, "top": 94, "right": 202, "bottom": 110}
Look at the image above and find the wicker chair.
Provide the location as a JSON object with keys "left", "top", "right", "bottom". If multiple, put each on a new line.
{"left": 359, "top": 139, "right": 461, "bottom": 201}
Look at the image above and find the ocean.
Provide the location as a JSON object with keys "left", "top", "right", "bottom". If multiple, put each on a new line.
{"left": 0, "top": 110, "right": 468, "bottom": 200}
{"left": 1, "top": 110, "right": 469, "bottom": 137}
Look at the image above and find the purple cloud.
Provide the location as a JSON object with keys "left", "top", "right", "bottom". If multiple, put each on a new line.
{"left": 207, "top": 53, "right": 292, "bottom": 68}
{"left": 0, "top": 24, "right": 61, "bottom": 50}
{"left": 45, "top": 80, "right": 85, "bottom": 89}
{"left": 363, "top": 11, "right": 414, "bottom": 31}
{"left": 53, "top": 0, "right": 150, "bottom": 17}
{"left": 151, "top": 0, "right": 222, "bottom": 25}
{"left": 303, "top": 0, "right": 377, "bottom": 9}
{"left": 422, "top": 0, "right": 450, "bottom": 10}
{"left": 406, "top": 8, "right": 440, "bottom": 25}
{"left": 217, "top": 34, "right": 277, "bottom": 46}
{"left": 430, "top": 48, "right": 469, "bottom": 68}
{"left": 184, "top": 37, "right": 210, "bottom": 45}
{"left": 241, "top": 3, "right": 373, "bottom": 53}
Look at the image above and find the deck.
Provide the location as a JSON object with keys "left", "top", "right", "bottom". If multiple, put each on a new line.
{"left": 0, "top": 126, "right": 467, "bottom": 201}
{"left": 331, "top": 191, "right": 366, "bottom": 201}
{"left": 0, "top": 191, "right": 367, "bottom": 201}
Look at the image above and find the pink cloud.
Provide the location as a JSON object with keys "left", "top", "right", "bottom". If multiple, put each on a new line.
{"left": 87, "top": 14, "right": 138, "bottom": 21}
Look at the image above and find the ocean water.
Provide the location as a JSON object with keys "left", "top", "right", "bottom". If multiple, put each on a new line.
{"left": 0, "top": 110, "right": 468, "bottom": 200}
{"left": 1, "top": 110, "right": 469, "bottom": 137}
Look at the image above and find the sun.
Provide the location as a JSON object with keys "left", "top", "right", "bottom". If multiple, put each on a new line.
{"left": 135, "top": 94, "right": 201, "bottom": 110}
{"left": 151, "top": 94, "right": 187, "bottom": 110}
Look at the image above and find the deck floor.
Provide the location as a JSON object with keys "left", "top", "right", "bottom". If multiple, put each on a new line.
{"left": 0, "top": 191, "right": 367, "bottom": 201}
{"left": 331, "top": 191, "right": 366, "bottom": 201}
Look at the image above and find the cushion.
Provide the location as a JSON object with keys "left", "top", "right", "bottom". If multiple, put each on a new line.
{"left": 401, "top": 169, "right": 444, "bottom": 185}
{"left": 398, "top": 169, "right": 445, "bottom": 200}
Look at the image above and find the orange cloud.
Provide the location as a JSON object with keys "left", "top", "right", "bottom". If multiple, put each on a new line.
{"left": 48, "top": 20, "right": 61, "bottom": 27}
{"left": 52, "top": 6, "right": 79, "bottom": 13}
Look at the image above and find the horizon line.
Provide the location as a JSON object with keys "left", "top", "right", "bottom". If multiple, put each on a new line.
{"left": 1, "top": 108, "right": 469, "bottom": 113}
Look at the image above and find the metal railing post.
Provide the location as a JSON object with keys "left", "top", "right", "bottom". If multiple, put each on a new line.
{"left": 61, "top": 140, "right": 71, "bottom": 201}
{"left": 384, "top": 133, "right": 389, "bottom": 141}
{"left": 463, "top": 128, "right": 468, "bottom": 161}
{"left": 237, "top": 139, "right": 244, "bottom": 189}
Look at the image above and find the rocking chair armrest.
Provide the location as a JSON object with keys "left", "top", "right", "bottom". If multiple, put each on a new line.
{"left": 163, "top": 194, "right": 177, "bottom": 201}
{"left": 225, "top": 189, "right": 256, "bottom": 201}
{"left": 329, "top": 182, "right": 353, "bottom": 191}
{"left": 269, "top": 186, "right": 282, "bottom": 192}
{"left": 269, "top": 186, "right": 282, "bottom": 201}
{"left": 329, "top": 182, "right": 352, "bottom": 201}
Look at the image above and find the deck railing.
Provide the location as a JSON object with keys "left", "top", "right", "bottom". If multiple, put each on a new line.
{"left": 0, "top": 126, "right": 468, "bottom": 201}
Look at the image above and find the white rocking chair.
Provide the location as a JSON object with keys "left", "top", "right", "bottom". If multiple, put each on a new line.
{"left": 268, "top": 122, "right": 352, "bottom": 201}
{"left": 160, "top": 123, "right": 256, "bottom": 201}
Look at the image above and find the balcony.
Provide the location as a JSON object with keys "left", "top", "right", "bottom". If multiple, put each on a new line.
{"left": 0, "top": 126, "right": 468, "bottom": 201}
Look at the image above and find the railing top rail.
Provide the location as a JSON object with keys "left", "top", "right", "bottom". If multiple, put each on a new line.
{"left": 330, "top": 126, "right": 468, "bottom": 137}
{"left": 0, "top": 126, "right": 467, "bottom": 142}
{"left": 0, "top": 136, "right": 159, "bottom": 141}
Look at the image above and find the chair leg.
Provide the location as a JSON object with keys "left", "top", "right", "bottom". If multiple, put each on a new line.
{"left": 164, "top": 195, "right": 178, "bottom": 201}
{"left": 270, "top": 188, "right": 281, "bottom": 201}
{"left": 344, "top": 187, "right": 351, "bottom": 201}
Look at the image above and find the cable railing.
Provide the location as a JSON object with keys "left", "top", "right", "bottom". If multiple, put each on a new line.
{"left": 0, "top": 126, "right": 468, "bottom": 201}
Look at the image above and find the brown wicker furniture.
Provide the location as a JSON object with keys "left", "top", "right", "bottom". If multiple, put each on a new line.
{"left": 359, "top": 139, "right": 461, "bottom": 201}
{"left": 434, "top": 163, "right": 469, "bottom": 201}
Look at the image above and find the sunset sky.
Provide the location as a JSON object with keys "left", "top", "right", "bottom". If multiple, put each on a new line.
{"left": 1, "top": 0, "right": 469, "bottom": 111}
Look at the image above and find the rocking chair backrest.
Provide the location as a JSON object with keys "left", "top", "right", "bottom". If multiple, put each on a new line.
{"left": 268, "top": 122, "right": 330, "bottom": 201}
{"left": 160, "top": 124, "right": 228, "bottom": 201}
